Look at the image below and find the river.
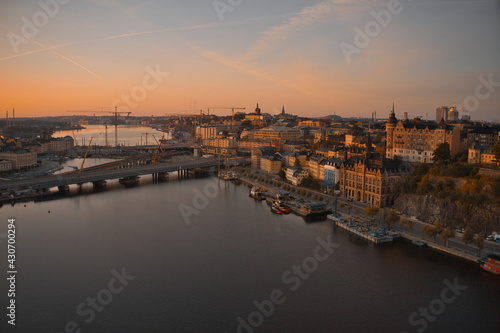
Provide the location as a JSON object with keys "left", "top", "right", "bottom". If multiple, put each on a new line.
{"left": 0, "top": 174, "right": 499, "bottom": 333}
{"left": 53, "top": 125, "right": 171, "bottom": 147}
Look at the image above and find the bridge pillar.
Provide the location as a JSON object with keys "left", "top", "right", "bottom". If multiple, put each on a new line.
{"left": 93, "top": 180, "right": 107, "bottom": 190}
{"left": 158, "top": 172, "right": 169, "bottom": 182}
{"left": 58, "top": 185, "right": 69, "bottom": 193}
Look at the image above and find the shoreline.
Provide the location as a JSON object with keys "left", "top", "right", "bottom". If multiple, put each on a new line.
{"left": 236, "top": 172, "right": 487, "bottom": 264}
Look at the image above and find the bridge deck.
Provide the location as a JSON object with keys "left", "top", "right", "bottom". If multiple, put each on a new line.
{"left": 0, "top": 158, "right": 245, "bottom": 191}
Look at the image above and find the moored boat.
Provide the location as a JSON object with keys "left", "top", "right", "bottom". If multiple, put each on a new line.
{"left": 272, "top": 200, "right": 290, "bottom": 214}
{"left": 271, "top": 205, "right": 283, "bottom": 214}
{"left": 479, "top": 254, "right": 500, "bottom": 275}
{"left": 249, "top": 186, "right": 264, "bottom": 200}
{"left": 412, "top": 240, "right": 427, "bottom": 247}
{"left": 119, "top": 176, "right": 139, "bottom": 186}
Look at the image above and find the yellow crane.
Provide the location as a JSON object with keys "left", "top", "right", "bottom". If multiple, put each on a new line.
{"left": 67, "top": 107, "right": 131, "bottom": 147}
{"left": 79, "top": 137, "right": 93, "bottom": 174}
{"left": 151, "top": 134, "right": 165, "bottom": 164}
{"left": 206, "top": 106, "right": 246, "bottom": 132}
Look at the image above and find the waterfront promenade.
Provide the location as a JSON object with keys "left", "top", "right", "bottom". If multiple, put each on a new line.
{"left": 237, "top": 171, "right": 497, "bottom": 263}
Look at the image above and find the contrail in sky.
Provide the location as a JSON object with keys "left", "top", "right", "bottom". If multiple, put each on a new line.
{"left": 0, "top": 14, "right": 287, "bottom": 62}
{"left": 22, "top": 35, "right": 104, "bottom": 81}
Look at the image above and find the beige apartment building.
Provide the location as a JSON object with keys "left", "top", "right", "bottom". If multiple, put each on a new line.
{"left": 386, "top": 105, "right": 461, "bottom": 163}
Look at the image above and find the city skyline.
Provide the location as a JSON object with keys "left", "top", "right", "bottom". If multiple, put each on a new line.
{"left": 1, "top": 0, "right": 499, "bottom": 120}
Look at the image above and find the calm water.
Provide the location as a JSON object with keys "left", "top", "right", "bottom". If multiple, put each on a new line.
{"left": 0, "top": 175, "right": 499, "bottom": 333}
{"left": 54, "top": 125, "right": 170, "bottom": 147}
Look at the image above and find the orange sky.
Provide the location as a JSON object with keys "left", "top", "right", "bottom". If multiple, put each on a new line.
{"left": 1, "top": 0, "right": 499, "bottom": 120}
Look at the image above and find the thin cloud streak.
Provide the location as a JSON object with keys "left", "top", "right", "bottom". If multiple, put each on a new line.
{"left": 0, "top": 15, "right": 286, "bottom": 62}
{"left": 22, "top": 36, "right": 104, "bottom": 81}
{"left": 239, "top": 0, "right": 355, "bottom": 62}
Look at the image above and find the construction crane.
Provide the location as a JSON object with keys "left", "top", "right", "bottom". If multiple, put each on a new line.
{"left": 151, "top": 134, "right": 165, "bottom": 164}
{"left": 67, "top": 107, "right": 131, "bottom": 147}
{"left": 141, "top": 133, "right": 149, "bottom": 146}
{"left": 206, "top": 107, "right": 246, "bottom": 132}
{"left": 79, "top": 137, "right": 93, "bottom": 174}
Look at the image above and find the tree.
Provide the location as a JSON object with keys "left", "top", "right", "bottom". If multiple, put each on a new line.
{"left": 432, "top": 142, "right": 451, "bottom": 162}
{"left": 278, "top": 169, "right": 286, "bottom": 179}
{"left": 347, "top": 203, "right": 353, "bottom": 215}
{"left": 422, "top": 225, "right": 438, "bottom": 240}
{"left": 406, "top": 219, "right": 414, "bottom": 234}
{"left": 473, "top": 232, "right": 484, "bottom": 255}
{"left": 462, "top": 226, "right": 474, "bottom": 252}
{"left": 417, "top": 174, "right": 433, "bottom": 195}
{"left": 495, "top": 140, "right": 500, "bottom": 162}
{"left": 339, "top": 202, "right": 345, "bottom": 211}
{"left": 434, "top": 221, "right": 443, "bottom": 236}
{"left": 440, "top": 228, "right": 455, "bottom": 247}
{"left": 241, "top": 120, "right": 252, "bottom": 129}
{"left": 365, "top": 205, "right": 379, "bottom": 217}
{"left": 385, "top": 209, "right": 400, "bottom": 227}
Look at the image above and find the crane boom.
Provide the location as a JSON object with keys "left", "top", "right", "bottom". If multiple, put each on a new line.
{"left": 206, "top": 106, "right": 246, "bottom": 132}
{"left": 67, "top": 108, "right": 131, "bottom": 147}
{"left": 79, "top": 137, "right": 93, "bottom": 174}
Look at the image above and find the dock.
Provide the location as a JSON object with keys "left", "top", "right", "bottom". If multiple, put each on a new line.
{"left": 328, "top": 215, "right": 395, "bottom": 244}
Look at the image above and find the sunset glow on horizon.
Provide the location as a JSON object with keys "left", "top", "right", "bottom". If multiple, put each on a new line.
{"left": 1, "top": 0, "right": 499, "bottom": 120}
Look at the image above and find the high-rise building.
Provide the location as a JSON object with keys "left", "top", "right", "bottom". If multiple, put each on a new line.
{"left": 436, "top": 106, "right": 449, "bottom": 122}
{"left": 448, "top": 106, "right": 459, "bottom": 121}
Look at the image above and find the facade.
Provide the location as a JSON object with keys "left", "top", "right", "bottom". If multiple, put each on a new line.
{"left": 298, "top": 120, "right": 322, "bottom": 127}
{"left": 307, "top": 154, "right": 326, "bottom": 181}
{"left": 282, "top": 140, "right": 310, "bottom": 152}
{"left": 202, "top": 137, "right": 237, "bottom": 155}
{"left": 0, "top": 159, "right": 12, "bottom": 172}
{"left": 0, "top": 150, "right": 37, "bottom": 170}
{"left": 251, "top": 147, "right": 276, "bottom": 169}
{"left": 386, "top": 105, "right": 461, "bottom": 163}
{"left": 196, "top": 126, "right": 230, "bottom": 140}
{"left": 49, "top": 136, "right": 74, "bottom": 152}
{"left": 466, "top": 127, "right": 499, "bottom": 149}
{"left": 323, "top": 159, "right": 341, "bottom": 190}
{"left": 339, "top": 157, "right": 407, "bottom": 207}
{"left": 238, "top": 139, "right": 280, "bottom": 150}
{"left": 254, "top": 126, "right": 301, "bottom": 141}
{"left": 468, "top": 146, "right": 497, "bottom": 165}
{"left": 286, "top": 166, "right": 309, "bottom": 186}
{"left": 261, "top": 154, "right": 282, "bottom": 174}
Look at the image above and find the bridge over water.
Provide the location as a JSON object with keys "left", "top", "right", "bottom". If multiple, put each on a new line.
{"left": 0, "top": 157, "right": 246, "bottom": 191}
